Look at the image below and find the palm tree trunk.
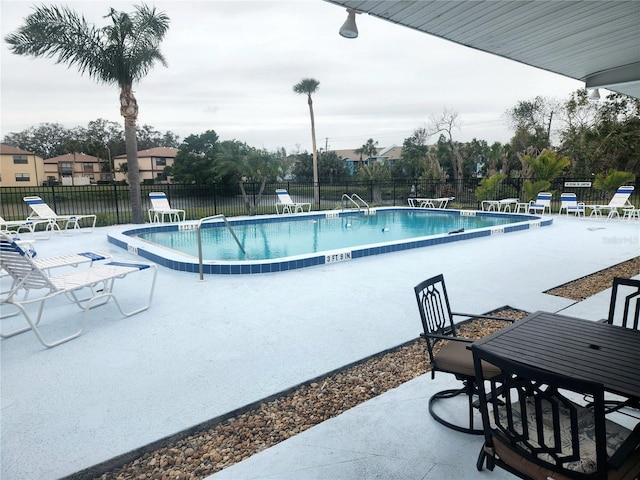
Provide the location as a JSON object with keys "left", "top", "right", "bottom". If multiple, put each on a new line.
{"left": 121, "top": 86, "right": 143, "bottom": 224}
{"left": 308, "top": 95, "right": 319, "bottom": 205}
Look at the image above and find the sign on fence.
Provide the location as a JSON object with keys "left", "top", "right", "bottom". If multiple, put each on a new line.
{"left": 564, "top": 181, "right": 592, "bottom": 187}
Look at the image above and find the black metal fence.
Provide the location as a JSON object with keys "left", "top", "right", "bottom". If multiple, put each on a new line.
{"left": 1, "top": 177, "right": 638, "bottom": 226}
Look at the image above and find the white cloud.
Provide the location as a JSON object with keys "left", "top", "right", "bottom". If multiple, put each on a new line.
{"left": 1, "top": 0, "right": 584, "bottom": 153}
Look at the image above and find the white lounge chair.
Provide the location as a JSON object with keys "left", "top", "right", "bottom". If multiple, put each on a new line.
{"left": 408, "top": 197, "right": 454, "bottom": 209}
{"left": 148, "top": 192, "right": 186, "bottom": 223}
{"left": 0, "top": 233, "right": 156, "bottom": 348}
{"left": 1, "top": 245, "right": 111, "bottom": 320}
{"left": 275, "top": 189, "right": 311, "bottom": 214}
{"left": 1, "top": 215, "right": 53, "bottom": 239}
{"left": 586, "top": 185, "right": 635, "bottom": 219}
{"left": 480, "top": 198, "right": 518, "bottom": 212}
{"left": 558, "top": 193, "right": 585, "bottom": 216}
{"left": 528, "top": 192, "right": 552, "bottom": 214}
{"left": 23, "top": 196, "right": 97, "bottom": 233}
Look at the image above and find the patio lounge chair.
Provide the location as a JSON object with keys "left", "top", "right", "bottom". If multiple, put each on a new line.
{"left": 480, "top": 198, "right": 519, "bottom": 212}
{"left": 414, "top": 274, "right": 515, "bottom": 434}
{"left": 528, "top": 192, "right": 552, "bottom": 214}
{"left": 1, "top": 215, "right": 54, "bottom": 239}
{"left": 148, "top": 192, "right": 186, "bottom": 223}
{"left": 472, "top": 346, "right": 640, "bottom": 479}
{"left": 275, "top": 189, "right": 311, "bottom": 214}
{"left": 586, "top": 185, "right": 635, "bottom": 219}
{"left": 558, "top": 192, "right": 585, "bottom": 216}
{"left": 408, "top": 197, "right": 454, "bottom": 209}
{"left": 1, "top": 240, "right": 111, "bottom": 319}
{"left": 23, "top": 196, "right": 97, "bottom": 233}
{"left": 0, "top": 233, "right": 157, "bottom": 348}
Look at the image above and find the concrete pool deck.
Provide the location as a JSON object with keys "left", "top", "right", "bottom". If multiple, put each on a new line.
{"left": 1, "top": 214, "right": 639, "bottom": 479}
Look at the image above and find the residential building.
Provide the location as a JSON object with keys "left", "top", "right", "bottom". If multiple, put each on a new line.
{"left": 44, "top": 152, "right": 105, "bottom": 185}
{"left": 113, "top": 147, "right": 178, "bottom": 183}
{"left": 0, "top": 143, "right": 45, "bottom": 186}
{"left": 333, "top": 145, "right": 403, "bottom": 175}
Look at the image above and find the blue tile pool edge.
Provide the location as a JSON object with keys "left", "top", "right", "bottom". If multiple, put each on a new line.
{"left": 106, "top": 208, "right": 552, "bottom": 274}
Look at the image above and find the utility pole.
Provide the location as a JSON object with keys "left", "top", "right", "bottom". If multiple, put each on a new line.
{"left": 325, "top": 137, "right": 329, "bottom": 153}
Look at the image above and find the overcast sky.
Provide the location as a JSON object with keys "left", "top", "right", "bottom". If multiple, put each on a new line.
{"left": 1, "top": 0, "right": 585, "bottom": 153}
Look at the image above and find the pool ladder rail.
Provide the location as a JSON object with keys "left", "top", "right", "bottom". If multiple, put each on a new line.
{"left": 341, "top": 193, "right": 370, "bottom": 214}
{"left": 196, "top": 214, "right": 247, "bottom": 280}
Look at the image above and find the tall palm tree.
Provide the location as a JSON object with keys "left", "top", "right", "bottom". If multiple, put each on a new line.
{"left": 5, "top": 4, "right": 170, "bottom": 224}
{"left": 293, "top": 78, "right": 320, "bottom": 204}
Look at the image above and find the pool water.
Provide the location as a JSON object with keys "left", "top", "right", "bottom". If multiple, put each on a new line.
{"left": 138, "top": 210, "right": 528, "bottom": 261}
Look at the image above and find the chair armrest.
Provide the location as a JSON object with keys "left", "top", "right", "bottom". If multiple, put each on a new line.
{"left": 420, "top": 332, "right": 473, "bottom": 343}
{"left": 452, "top": 312, "right": 515, "bottom": 323}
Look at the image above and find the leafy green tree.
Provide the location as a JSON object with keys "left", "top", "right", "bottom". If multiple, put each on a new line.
{"left": 589, "top": 93, "right": 640, "bottom": 175}
{"left": 356, "top": 161, "right": 391, "bottom": 204}
{"left": 293, "top": 78, "right": 320, "bottom": 204}
{"left": 291, "top": 152, "right": 313, "bottom": 181}
{"left": 506, "top": 96, "right": 555, "bottom": 155}
{"left": 475, "top": 173, "right": 508, "bottom": 202}
{"left": 167, "top": 130, "right": 219, "bottom": 184}
{"left": 355, "top": 138, "right": 379, "bottom": 160}
{"left": 593, "top": 170, "right": 635, "bottom": 195}
{"left": 520, "top": 149, "right": 571, "bottom": 200}
{"left": 137, "top": 124, "right": 180, "bottom": 150}
{"left": 318, "top": 151, "right": 349, "bottom": 184}
{"left": 217, "top": 140, "right": 281, "bottom": 215}
{"left": 458, "top": 138, "right": 490, "bottom": 178}
{"left": 2, "top": 122, "right": 71, "bottom": 159}
{"left": 525, "top": 149, "right": 571, "bottom": 181}
{"left": 394, "top": 127, "right": 430, "bottom": 180}
{"left": 6, "top": 4, "right": 170, "bottom": 223}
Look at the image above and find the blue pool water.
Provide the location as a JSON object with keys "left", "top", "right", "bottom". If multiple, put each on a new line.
{"left": 140, "top": 210, "right": 522, "bottom": 260}
{"left": 108, "top": 207, "right": 551, "bottom": 274}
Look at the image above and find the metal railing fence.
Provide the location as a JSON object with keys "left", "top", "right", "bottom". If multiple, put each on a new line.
{"left": 1, "top": 177, "right": 637, "bottom": 225}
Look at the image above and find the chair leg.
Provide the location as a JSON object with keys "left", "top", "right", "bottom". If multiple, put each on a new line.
{"left": 476, "top": 447, "right": 486, "bottom": 471}
{"left": 428, "top": 379, "right": 483, "bottom": 435}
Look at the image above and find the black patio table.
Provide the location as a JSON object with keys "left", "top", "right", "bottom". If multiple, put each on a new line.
{"left": 471, "top": 310, "right": 640, "bottom": 401}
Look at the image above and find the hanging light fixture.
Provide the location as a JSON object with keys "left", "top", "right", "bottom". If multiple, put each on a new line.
{"left": 588, "top": 88, "right": 600, "bottom": 100}
{"left": 339, "top": 9, "right": 358, "bottom": 38}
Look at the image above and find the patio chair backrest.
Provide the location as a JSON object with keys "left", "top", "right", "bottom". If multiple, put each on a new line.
{"left": 149, "top": 192, "right": 172, "bottom": 210}
{"left": 414, "top": 274, "right": 457, "bottom": 363}
{"left": 560, "top": 193, "right": 577, "bottom": 208}
{"left": 535, "top": 192, "right": 552, "bottom": 207}
{"left": 607, "top": 277, "right": 640, "bottom": 330}
{"left": 608, "top": 186, "right": 635, "bottom": 207}
{"left": 471, "top": 346, "right": 635, "bottom": 478}
{"left": 0, "top": 233, "right": 54, "bottom": 292}
{"left": 24, "top": 196, "right": 57, "bottom": 218}
{"left": 275, "top": 189, "right": 295, "bottom": 205}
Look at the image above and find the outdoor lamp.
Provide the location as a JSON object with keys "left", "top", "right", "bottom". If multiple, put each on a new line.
{"left": 588, "top": 88, "right": 600, "bottom": 100}
{"left": 339, "top": 9, "right": 358, "bottom": 38}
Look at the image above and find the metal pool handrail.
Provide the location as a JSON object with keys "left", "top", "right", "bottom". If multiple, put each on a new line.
{"left": 197, "top": 215, "right": 246, "bottom": 280}
{"left": 342, "top": 193, "right": 370, "bottom": 213}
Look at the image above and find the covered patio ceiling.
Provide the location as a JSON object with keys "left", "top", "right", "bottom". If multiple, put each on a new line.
{"left": 324, "top": 1, "right": 640, "bottom": 99}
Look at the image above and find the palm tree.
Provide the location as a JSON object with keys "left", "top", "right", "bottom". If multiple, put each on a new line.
{"left": 293, "top": 78, "right": 320, "bottom": 204}
{"left": 5, "top": 4, "right": 170, "bottom": 224}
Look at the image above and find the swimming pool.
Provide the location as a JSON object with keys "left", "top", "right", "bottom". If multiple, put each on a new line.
{"left": 107, "top": 207, "right": 551, "bottom": 274}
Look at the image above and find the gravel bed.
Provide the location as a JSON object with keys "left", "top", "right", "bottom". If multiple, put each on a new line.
{"left": 545, "top": 256, "right": 640, "bottom": 301}
{"left": 91, "top": 259, "right": 639, "bottom": 480}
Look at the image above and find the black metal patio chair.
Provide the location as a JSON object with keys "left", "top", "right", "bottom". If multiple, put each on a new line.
{"left": 472, "top": 345, "right": 640, "bottom": 479}
{"left": 597, "top": 277, "right": 640, "bottom": 415}
{"left": 414, "top": 273, "right": 514, "bottom": 434}
{"left": 604, "top": 277, "right": 640, "bottom": 330}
